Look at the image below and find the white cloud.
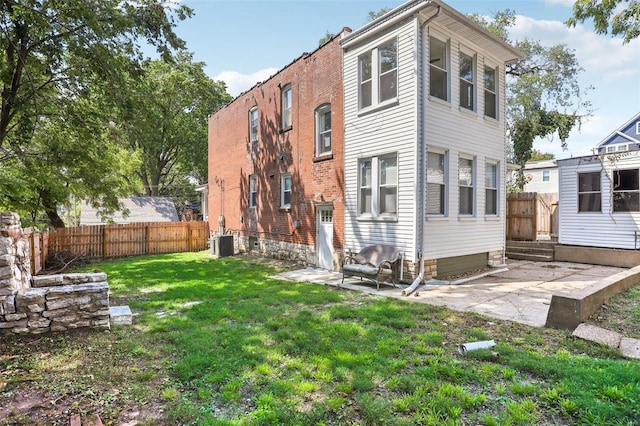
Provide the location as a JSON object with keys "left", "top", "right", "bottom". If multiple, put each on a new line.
{"left": 213, "top": 68, "right": 279, "bottom": 98}
{"left": 544, "top": 0, "right": 574, "bottom": 6}
{"left": 509, "top": 15, "right": 640, "bottom": 81}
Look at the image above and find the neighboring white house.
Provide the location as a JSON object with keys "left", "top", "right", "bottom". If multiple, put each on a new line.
{"left": 341, "top": 0, "right": 522, "bottom": 279}
{"left": 557, "top": 112, "right": 640, "bottom": 249}
{"left": 80, "top": 197, "right": 179, "bottom": 225}
{"left": 522, "top": 160, "right": 558, "bottom": 193}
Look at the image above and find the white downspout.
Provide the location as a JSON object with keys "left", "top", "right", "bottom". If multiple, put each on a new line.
{"left": 405, "top": 7, "right": 441, "bottom": 295}
{"left": 413, "top": 5, "right": 441, "bottom": 287}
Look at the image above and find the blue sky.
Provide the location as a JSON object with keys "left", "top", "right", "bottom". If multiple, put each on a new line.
{"left": 172, "top": 0, "right": 640, "bottom": 160}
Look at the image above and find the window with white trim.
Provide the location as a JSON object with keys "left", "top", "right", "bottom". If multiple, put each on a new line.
{"left": 427, "top": 150, "right": 447, "bottom": 215}
{"left": 484, "top": 65, "right": 498, "bottom": 119}
{"left": 315, "top": 104, "right": 331, "bottom": 156}
{"left": 578, "top": 172, "right": 601, "bottom": 212}
{"left": 358, "top": 37, "right": 398, "bottom": 110}
{"left": 281, "top": 84, "right": 292, "bottom": 129}
{"left": 358, "top": 153, "right": 398, "bottom": 218}
{"left": 485, "top": 162, "right": 498, "bottom": 215}
{"left": 249, "top": 107, "right": 258, "bottom": 142}
{"left": 429, "top": 36, "right": 448, "bottom": 101}
{"left": 459, "top": 51, "right": 475, "bottom": 111}
{"left": 249, "top": 175, "right": 257, "bottom": 208}
{"left": 543, "top": 170, "right": 550, "bottom": 182}
{"left": 459, "top": 156, "right": 475, "bottom": 215}
{"left": 613, "top": 169, "right": 639, "bottom": 212}
{"left": 281, "top": 173, "right": 292, "bottom": 208}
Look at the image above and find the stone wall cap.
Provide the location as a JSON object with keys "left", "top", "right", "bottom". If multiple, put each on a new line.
{"left": 46, "top": 282, "right": 109, "bottom": 294}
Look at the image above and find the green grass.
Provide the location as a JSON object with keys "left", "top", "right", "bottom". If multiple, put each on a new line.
{"left": 1, "top": 251, "right": 639, "bottom": 425}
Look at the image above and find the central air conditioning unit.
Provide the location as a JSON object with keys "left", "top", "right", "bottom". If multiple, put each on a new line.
{"left": 210, "top": 235, "right": 234, "bottom": 258}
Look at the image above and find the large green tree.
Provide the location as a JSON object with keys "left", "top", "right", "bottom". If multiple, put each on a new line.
{"left": 123, "top": 52, "right": 231, "bottom": 198}
{"left": 0, "top": 0, "right": 191, "bottom": 226}
{"left": 470, "top": 10, "right": 592, "bottom": 189}
{"left": 568, "top": 0, "right": 640, "bottom": 43}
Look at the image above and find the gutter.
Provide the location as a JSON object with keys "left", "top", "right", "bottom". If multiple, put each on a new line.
{"left": 412, "top": 5, "right": 441, "bottom": 290}
{"left": 341, "top": 0, "right": 430, "bottom": 49}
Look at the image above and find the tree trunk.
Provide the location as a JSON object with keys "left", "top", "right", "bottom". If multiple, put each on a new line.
{"left": 45, "top": 209, "right": 66, "bottom": 229}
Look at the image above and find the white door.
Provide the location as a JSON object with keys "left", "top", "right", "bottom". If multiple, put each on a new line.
{"left": 317, "top": 207, "right": 334, "bottom": 270}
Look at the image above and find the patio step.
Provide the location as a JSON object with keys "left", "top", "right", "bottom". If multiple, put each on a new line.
{"left": 506, "top": 241, "right": 555, "bottom": 262}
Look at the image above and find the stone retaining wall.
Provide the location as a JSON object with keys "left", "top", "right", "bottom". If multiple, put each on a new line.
{"left": 0, "top": 212, "right": 111, "bottom": 335}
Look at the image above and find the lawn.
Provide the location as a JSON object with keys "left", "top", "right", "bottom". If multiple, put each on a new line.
{"left": 1, "top": 251, "right": 639, "bottom": 425}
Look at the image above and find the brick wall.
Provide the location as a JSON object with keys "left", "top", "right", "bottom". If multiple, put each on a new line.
{"left": 208, "top": 31, "right": 348, "bottom": 267}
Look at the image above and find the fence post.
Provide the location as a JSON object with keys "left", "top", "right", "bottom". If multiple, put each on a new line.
{"left": 187, "top": 222, "right": 192, "bottom": 252}
{"left": 102, "top": 226, "right": 108, "bottom": 258}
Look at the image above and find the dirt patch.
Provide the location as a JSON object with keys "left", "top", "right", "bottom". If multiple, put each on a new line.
{"left": 586, "top": 285, "right": 640, "bottom": 340}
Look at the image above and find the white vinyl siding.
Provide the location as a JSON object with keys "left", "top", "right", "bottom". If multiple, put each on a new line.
{"left": 345, "top": 15, "right": 512, "bottom": 263}
{"left": 558, "top": 153, "right": 640, "bottom": 249}
{"left": 422, "top": 24, "right": 507, "bottom": 260}
{"left": 344, "top": 21, "right": 417, "bottom": 260}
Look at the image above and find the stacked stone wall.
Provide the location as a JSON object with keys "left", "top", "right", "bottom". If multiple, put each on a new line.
{"left": 0, "top": 212, "right": 111, "bottom": 335}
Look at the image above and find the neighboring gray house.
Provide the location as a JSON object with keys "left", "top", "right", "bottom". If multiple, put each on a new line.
{"left": 79, "top": 197, "right": 179, "bottom": 225}
{"left": 341, "top": 0, "right": 522, "bottom": 280}
{"left": 558, "top": 112, "right": 640, "bottom": 249}
{"left": 522, "top": 160, "right": 558, "bottom": 194}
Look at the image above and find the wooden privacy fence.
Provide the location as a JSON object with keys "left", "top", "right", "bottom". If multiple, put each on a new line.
{"left": 506, "top": 192, "right": 558, "bottom": 241}
{"left": 26, "top": 229, "right": 49, "bottom": 275}
{"left": 48, "top": 221, "right": 210, "bottom": 260}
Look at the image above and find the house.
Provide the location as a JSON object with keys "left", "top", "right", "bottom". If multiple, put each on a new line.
{"left": 341, "top": 0, "right": 522, "bottom": 280}
{"left": 207, "top": 30, "right": 349, "bottom": 269}
{"left": 522, "top": 160, "right": 558, "bottom": 193}
{"left": 79, "top": 197, "right": 179, "bottom": 225}
{"left": 557, "top": 112, "right": 640, "bottom": 250}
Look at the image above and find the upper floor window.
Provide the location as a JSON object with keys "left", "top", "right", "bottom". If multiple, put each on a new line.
{"left": 484, "top": 65, "right": 498, "bottom": 119}
{"left": 315, "top": 104, "right": 332, "bottom": 156}
{"left": 358, "top": 37, "right": 398, "bottom": 110}
{"left": 249, "top": 174, "right": 257, "bottom": 208}
{"left": 427, "top": 150, "right": 447, "bottom": 215}
{"left": 613, "top": 169, "right": 639, "bottom": 212}
{"left": 459, "top": 156, "right": 475, "bottom": 215}
{"left": 459, "top": 52, "right": 475, "bottom": 111}
{"left": 281, "top": 84, "right": 292, "bottom": 129}
{"left": 543, "top": 170, "right": 550, "bottom": 182}
{"left": 485, "top": 162, "right": 498, "bottom": 215}
{"left": 358, "top": 153, "right": 398, "bottom": 218}
{"left": 429, "top": 36, "right": 449, "bottom": 102}
{"left": 249, "top": 107, "right": 258, "bottom": 142}
{"left": 578, "top": 172, "right": 601, "bottom": 212}
{"left": 281, "top": 173, "right": 292, "bottom": 208}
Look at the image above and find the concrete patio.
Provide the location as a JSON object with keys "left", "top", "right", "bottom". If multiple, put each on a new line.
{"left": 275, "top": 259, "right": 627, "bottom": 327}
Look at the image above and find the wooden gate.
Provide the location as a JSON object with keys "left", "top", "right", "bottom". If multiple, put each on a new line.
{"left": 507, "top": 192, "right": 537, "bottom": 240}
{"left": 536, "top": 193, "right": 559, "bottom": 239}
{"left": 507, "top": 192, "right": 559, "bottom": 241}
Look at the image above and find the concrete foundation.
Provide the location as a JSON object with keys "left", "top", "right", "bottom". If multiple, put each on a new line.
{"left": 555, "top": 245, "right": 640, "bottom": 268}
{"left": 545, "top": 265, "right": 640, "bottom": 329}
